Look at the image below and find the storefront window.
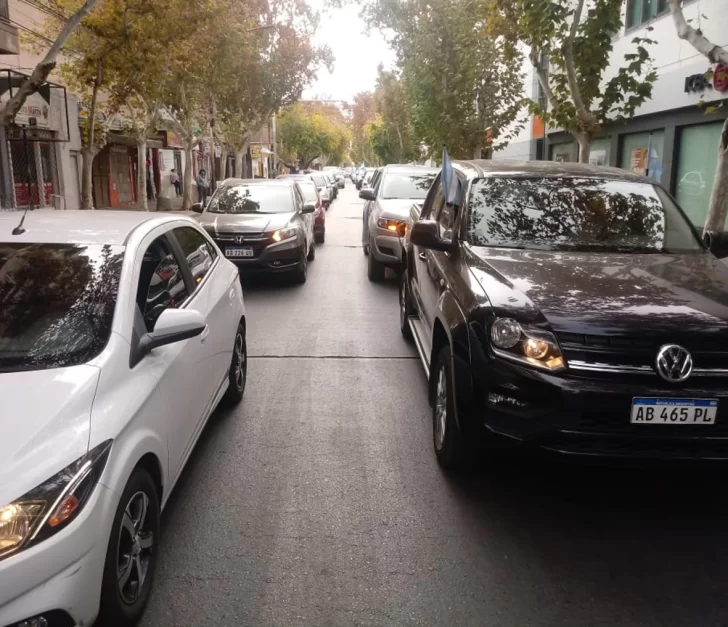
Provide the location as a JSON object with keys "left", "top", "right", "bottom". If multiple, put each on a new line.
{"left": 675, "top": 121, "right": 723, "bottom": 228}
{"left": 589, "top": 137, "right": 610, "bottom": 166}
{"left": 619, "top": 130, "right": 664, "bottom": 182}
{"left": 549, "top": 141, "right": 577, "bottom": 162}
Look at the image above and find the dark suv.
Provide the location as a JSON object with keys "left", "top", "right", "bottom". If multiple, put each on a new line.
{"left": 400, "top": 160, "right": 728, "bottom": 467}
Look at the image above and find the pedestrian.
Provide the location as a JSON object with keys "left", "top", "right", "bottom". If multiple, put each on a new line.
{"left": 196, "top": 169, "right": 210, "bottom": 205}
{"left": 170, "top": 169, "right": 181, "bottom": 197}
{"left": 146, "top": 159, "right": 154, "bottom": 200}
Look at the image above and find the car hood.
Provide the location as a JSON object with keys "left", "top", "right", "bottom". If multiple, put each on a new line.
{"left": 199, "top": 212, "right": 294, "bottom": 234}
{"left": 0, "top": 365, "right": 99, "bottom": 506}
{"left": 379, "top": 198, "right": 423, "bottom": 219}
{"left": 466, "top": 247, "right": 728, "bottom": 336}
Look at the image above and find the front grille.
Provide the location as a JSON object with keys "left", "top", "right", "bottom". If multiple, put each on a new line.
{"left": 214, "top": 231, "right": 267, "bottom": 242}
{"left": 213, "top": 232, "right": 270, "bottom": 259}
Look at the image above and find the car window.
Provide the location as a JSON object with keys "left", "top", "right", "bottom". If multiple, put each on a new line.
{"left": 0, "top": 243, "right": 124, "bottom": 372}
{"left": 298, "top": 182, "right": 319, "bottom": 203}
{"left": 173, "top": 226, "right": 215, "bottom": 288}
{"left": 207, "top": 184, "right": 295, "bottom": 214}
{"left": 381, "top": 172, "right": 436, "bottom": 200}
{"left": 466, "top": 177, "right": 703, "bottom": 253}
{"left": 136, "top": 236, "right": 189, "bottom": 332}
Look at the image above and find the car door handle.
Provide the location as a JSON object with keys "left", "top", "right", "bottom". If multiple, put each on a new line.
{"left": 418, "top": 252, "right": 427, "bottom": 261}
{"left": 200, "top": 325, "right": 210, "bottom": 342}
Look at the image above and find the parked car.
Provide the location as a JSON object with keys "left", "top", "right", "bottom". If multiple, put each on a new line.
{"left": 309, "top": 172, "right": 333, "bottom": 208}
{"left": 356, "top": 168, "right": 376, "bottom": 190}
{"left": 401, "top": 159, "right": 728, "bottom": 468}
{"left": 322, "top": 172, "right": 338, "bottom": 199}
{"left": 297, "top": 178, "right": 326, "bottom": 244}
{"left": 194, "top": 178, "right": 316, "bottom": 284}
{"left": 360, "top": 165, "right": 437, "bottom": 281}
{"left": 0, "top": 210, "right": 246, "bottom": 627}
{"left": 324, "top": 167, "right": 346, "bottom": 188}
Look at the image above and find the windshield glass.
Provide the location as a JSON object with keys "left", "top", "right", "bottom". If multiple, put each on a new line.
{"left": 207, "top": 184, "right": 294, "bottom": 214}
{"left": 311, "top": 175, "right": 326, "bottom": 188}
{"left": 381, "top": 172, "right": 436, "bottom": 200}
{"left": 467, "top": 177, "right": 702, "bottom": 254}
{"left": 298, "top": 182, "right": 318, "bottom": 203}
{"left": 0, "top": 243, "right": 124, "bottom": 372}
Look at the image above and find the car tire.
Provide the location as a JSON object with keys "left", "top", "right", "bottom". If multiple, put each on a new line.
{"left": 315, "top": 231, "right": 325, "bottom": 244}
{"left": 363, "top": 244, "right": 369, "bottom": 256}
{"left": 432, "top": 345, "right": 465, "bottom": 470}
{"left": 367, "top": 244, "right": 386, "bottom": 282}
{"left": 307, "top": 241, "right": 316, "bottom": 261}
{"left": 223, "top": 321, "right": 247, "bottom": 405}
{"left": 399, "top": 270, "right": 413, "bottom": 341}
{"left": 98, "top": 468, "right": 161, "bottom": 627}
{"left": 293, "top": 252, "right": 307, "bottom": 284}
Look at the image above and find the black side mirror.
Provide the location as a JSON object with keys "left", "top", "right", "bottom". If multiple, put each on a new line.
{"left": 301, "top": 202, "right": 316, "bottom": 214}
{"left": 704, "top": 231, "right": 728, "bottom": 259}
{"left": 410, "top": 219, "right": 457, "bottom": 252}
{"left": 191, "top": 202, "right": 204, "bottom": 214}
{"left": 359, "top": 188, "right": 375, "bottom": 201}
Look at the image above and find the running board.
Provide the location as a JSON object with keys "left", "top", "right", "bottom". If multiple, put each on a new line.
{"left": 408, "top": 317, "right": 430, "bottom": 379}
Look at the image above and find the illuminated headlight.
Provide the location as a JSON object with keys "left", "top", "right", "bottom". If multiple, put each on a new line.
{"left": 0, "top": 440, "right": 112, "bottom": 561}
{"left": 377, "top": 217, "right": 408, "bottom": 236}
{"left": 490, "top": 317, "right": 565, "bottom": 372}
{"left": 271, "top": 227, "right": 298, "bottom": 243}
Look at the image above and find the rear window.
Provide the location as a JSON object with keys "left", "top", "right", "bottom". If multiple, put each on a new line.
{"left": 0, "top": 243, "right": 124, "bottom": 372}
{"left": 207, "top": 184, "right": 294, "bottom": 214}
{"left": 467, "top": 177, "right": 702, "bottom": 254}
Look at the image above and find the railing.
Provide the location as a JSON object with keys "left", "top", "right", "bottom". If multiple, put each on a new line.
{"left": 0, "top": 0, "right": 9, "bottom": 21}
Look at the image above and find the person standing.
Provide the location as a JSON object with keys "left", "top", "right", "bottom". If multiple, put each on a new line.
{"left": 170, "top": 169, "right": 181, "bottom": 197}
{"left": 196, "top": 169, "right": 210, "bottom": 205}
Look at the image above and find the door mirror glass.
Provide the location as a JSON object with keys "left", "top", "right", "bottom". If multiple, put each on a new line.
{"left": 359, "top": 188, "right": 376, "bottom": 201}
{"left": 302, "top": 202, "right": 316, "bottom": 214}
{"left": 410, "top": 219, "right": 456, "bottom": 252}
{"left": 191, "top": 202, "right": 204, "bottom": 214}
{"left": 131, "top": 308, "right": 206, "bottom": 367}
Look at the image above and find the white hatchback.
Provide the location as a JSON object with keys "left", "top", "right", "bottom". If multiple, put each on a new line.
{"left": 0, "top": 210, "right": 247, "bottom": 627}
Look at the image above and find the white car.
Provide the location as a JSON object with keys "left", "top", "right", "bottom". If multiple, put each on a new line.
{"left": 0, "top": 210, "right": 247, "bottom": 626}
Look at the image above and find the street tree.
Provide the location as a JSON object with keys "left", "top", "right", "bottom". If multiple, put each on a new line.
{"left": 667, "top": 0, "right": 728, "bottom": 235}
{"left": 369, "top": 68, "right": 419, "bottom": 164}
{"left": 346, "top": 91, "right": 378, "bottom": 165}
{"left": 511, "top": 0, "right": 657, "bottom": 162}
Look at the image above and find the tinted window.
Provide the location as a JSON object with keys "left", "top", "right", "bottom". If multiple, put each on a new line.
{"left": 467, "top": 177, "right": 702, "bottom": 253}
{"left": 207, "top": 184, "right": 294, "bottom": 214}
{"left": 298, "top": 182, "right": 319, "bottom": 203}
{"left": 0, "top": 243, "right": 123, "bottom": 372}
{"left": 173, "top": 226, "right": 215, "bottom": 286}
{"left": 137, "top": 237, "right": 189, "bottom": 332}
{"left": 381, "top": 172, "right": 436, "bottom": 200}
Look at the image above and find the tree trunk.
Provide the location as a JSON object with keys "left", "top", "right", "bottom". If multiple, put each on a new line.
{"left": 234, "top": 148, "right": 244, "bottom": 178}
{"left": 136, "top": 136, "right": 148, "bottom": 211}
{"left": 703, "top": 118, "right": 728, "bottom": 236}
{"left": 577, "top": 134, "right": 592, "bottom": 164}
{"left": 182, "top": 142, "right": 193, "bottom": 210}
{"left": 81, "top": 146, "right": 95, "bottom": 210}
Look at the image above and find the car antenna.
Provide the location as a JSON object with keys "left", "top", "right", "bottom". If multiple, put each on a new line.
{"left": 11, "top": 206, "right": 30, "bottom": 236}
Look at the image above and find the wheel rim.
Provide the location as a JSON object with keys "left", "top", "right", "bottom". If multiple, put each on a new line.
{"left": 233, "top": 331, "right": 246, "bottom": 391}
{"left": 434, "top": 365, "right": 448, "bottom": 450}
{"left": 117, "top": 491, "right": 154, "bottom": 605}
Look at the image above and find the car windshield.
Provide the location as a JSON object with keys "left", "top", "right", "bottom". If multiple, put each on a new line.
{"left": 311, "top": 175, "right": 326, "bottom": 187}
{"left": 466, "top": 177, "right": 703, "bottom": 254}
{"left": 207, "top": 185, "right": 294, "bottom": 214}
{"left": 0, "top": 243, "right": 124, "bottom": 373}
{"left": 381, "top": 172, "right": 436, "bottom": 200}
{"left": 298, "top": 182, "right": 318, "bottom": 203}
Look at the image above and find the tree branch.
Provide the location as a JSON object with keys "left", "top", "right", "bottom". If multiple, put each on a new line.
{"left": 668, "top": 0, "right": 728, "bottom": 65}
{"left": 529, "top": 51, "right": 556, "bottom": 109}
{"left": 0, "top": 0, "right": 101, "bottom": 126}
{"left": 562, "top": 0, "right": 593, "bottom": 127}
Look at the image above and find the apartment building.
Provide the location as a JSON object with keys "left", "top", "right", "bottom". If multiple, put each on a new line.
{"left": 499, "top": 0, "right": 728, "bottom": 231}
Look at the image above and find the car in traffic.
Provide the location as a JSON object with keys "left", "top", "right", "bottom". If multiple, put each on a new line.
{"left": 360, "top": 165, "right": 437, "bottom": 281}
{"left": 322, "top": 171, "right": 338, "bottom": 200}
{"left": 0, "top": 210, "right": 246, "bottom": 627}
{"left": 280, "top": 172, "right": 332, "bottom": 210}
{"left": 297, "top": 178, "right": 326, "bottom": 244}
{"left": 400, "top": 160, "right": 728, "bottom": 468}
{"left": 194, "top": 178, "right": 316, "bottom": 284}
{"left": 324, "top": 167, "right": 346, "bottom": 188}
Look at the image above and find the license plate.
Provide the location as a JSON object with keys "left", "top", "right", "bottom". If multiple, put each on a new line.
{"left": 225, "top": 248, "right": 254, "bottom": 258}
{"left": 631, "top": 398, "right": 718, "bottom": 424}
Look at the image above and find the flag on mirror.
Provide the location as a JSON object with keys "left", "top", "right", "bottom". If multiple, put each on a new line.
{"left": 441, "top": 146, "right": 461, "bottom": 205}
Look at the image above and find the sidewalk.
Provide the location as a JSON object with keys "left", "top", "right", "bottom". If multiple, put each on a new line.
{"left": 100, "top": 195, "right": 193, "bottom": 214}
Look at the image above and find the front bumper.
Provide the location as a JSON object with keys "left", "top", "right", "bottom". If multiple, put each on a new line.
{"left": 217, "top": 236, "right": 305, "bottom": 275}
{"left": 370, "top": 229, "right": 404, "bottom": 266}
{"left": 471, "top": 356, "right": 728, "bottom": 461}
{"left": 0, "top": 483, "right": 117, "bottom": 627}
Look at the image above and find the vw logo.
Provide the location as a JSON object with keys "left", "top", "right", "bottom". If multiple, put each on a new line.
{"left": 655, "top": 344, "right": 693, "bottom": 383}
{"left": 234, "top": 235, "right": 246, "bottom": 244}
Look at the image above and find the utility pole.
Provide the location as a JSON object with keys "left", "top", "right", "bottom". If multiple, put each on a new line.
{"left": 271, "top": 112, "right": 277, "bottom": 174}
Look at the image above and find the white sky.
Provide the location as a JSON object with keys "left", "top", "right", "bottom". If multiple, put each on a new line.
{"left": 302, "top": 0, "right": 395, "bottom": 103}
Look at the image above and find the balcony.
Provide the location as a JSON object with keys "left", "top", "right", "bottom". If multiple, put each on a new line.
{"left": 0, "top": 0, "right": 19, "bottom": 55}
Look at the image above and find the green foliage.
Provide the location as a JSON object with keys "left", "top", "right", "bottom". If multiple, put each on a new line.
{"left": 278, "top": 103, "right": 351, "bottom": 168}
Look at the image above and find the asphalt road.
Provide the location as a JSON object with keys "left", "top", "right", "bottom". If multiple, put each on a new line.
{"left": 142, "top": 185, "right": 728, "bottom": 627}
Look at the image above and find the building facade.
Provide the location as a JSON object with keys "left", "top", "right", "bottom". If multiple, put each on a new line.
{"left": 498, "top": 0, "right": 728, "bottom": 230}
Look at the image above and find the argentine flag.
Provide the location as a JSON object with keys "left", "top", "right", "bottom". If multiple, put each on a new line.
{"left": 441, "top": 146, "right": 461, "bottom": 205}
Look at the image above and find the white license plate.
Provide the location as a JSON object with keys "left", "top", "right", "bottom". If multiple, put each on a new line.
{"left": 631, "top": 398, "right": 718, "bottom": 424}
{"left": 225, "top": 248, "right": 254, "bottom": 258}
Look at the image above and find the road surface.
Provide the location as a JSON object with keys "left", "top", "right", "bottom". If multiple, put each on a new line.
{"left": 142, "top": 184, "right": 728, "bottom": 626}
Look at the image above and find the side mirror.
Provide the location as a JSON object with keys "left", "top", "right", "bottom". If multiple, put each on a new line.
{"left": 191, "top": 202, "right": 204, "bottom": 214}
{"left": 410, "top": 219, "right": 457, "bottom": 252}
{"left": 301, "top": 202, "right": 316, "bottom": 214}
{"left": 130, "top": 308, "right": 206, "bottom": 367}
{"left": 704, "top": 231, "right": 728, "bottom": 259}
{"left": 359, "top": 188, "right": 376, "bottom": 201}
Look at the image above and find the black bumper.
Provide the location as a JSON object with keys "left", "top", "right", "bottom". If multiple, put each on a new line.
{"left": 470, "top": 357, "right": 728, "bottom": 461}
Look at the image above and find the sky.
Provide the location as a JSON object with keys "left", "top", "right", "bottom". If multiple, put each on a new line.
{"left": 302, "top": 1, "right": 395, "bottom": 103}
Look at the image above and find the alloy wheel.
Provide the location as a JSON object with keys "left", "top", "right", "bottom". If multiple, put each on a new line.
{"left": 434, "top": 365, "right": 448, "bottom": 450}
{"left": 116, "top": 491, "right": 154, "bottom": 605}
{"left": 234, "top": 331, "right": 246, "bottom": 391}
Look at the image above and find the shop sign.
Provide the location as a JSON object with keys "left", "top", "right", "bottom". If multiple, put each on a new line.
{"left": 685, "top": 64, "right": 728, "bottom": 94}
{"left": 165, "top": 131, "right": 185, "bottom": 148}
{"left": 250, "top": 144, "right": 271, "bottom": 159}
{"left": 0, "top": 91, "right": 50, "bottom": 128}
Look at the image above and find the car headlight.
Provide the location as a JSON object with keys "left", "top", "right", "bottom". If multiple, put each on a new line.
{"left": 271, "top": 227, "right": 298, "bottom": 243}
{"left": 377, "top": 217, "right": 408, "bottom": 236}
{"left": 490, "top": 317, "right": 566, "bottom": 371}
{"left": 0, "top": 440, "right": 112, "bottom": 561}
